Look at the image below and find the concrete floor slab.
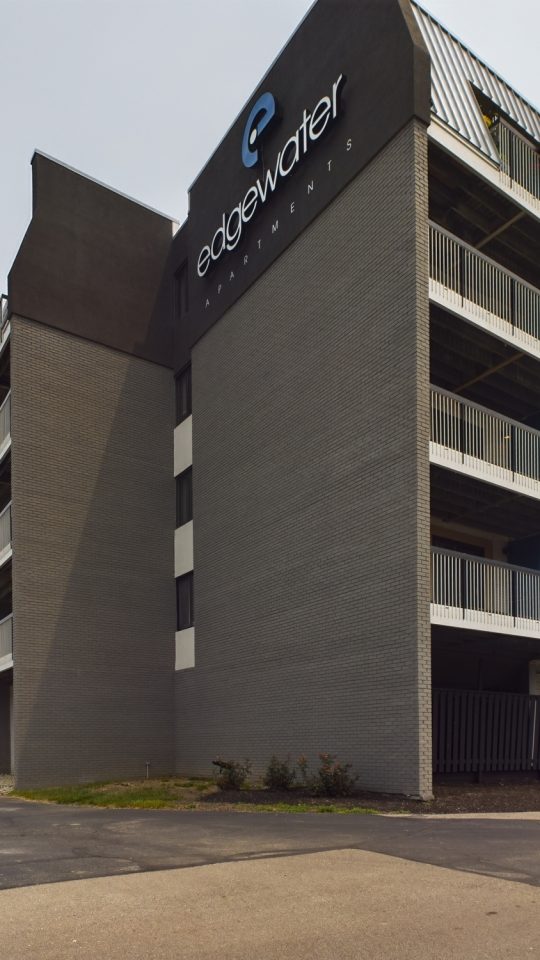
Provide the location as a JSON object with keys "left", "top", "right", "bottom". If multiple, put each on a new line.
{"left": 2, "top": 848, "right": 539, "bottom": 960}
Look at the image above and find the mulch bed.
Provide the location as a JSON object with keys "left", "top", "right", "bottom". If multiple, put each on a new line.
{"left": 201, "top": 778, "right": 540, "bottom": 814}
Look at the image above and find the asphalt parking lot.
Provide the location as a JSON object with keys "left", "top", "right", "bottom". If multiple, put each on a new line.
{"left": 0, "top": 798, "right": 539, "bottom": 890}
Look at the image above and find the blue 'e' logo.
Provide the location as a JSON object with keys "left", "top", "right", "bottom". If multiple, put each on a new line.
{"left": 241, "top": 92, "right": 277, "bottom": 168}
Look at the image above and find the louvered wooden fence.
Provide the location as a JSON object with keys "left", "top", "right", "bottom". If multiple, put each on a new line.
{"left": 433, "top": 689, "right": 540, "bottom": 774}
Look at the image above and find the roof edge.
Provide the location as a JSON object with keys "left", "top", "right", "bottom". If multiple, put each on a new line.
{"left": 32, "top": 150, "right": 180, "bottom": 226}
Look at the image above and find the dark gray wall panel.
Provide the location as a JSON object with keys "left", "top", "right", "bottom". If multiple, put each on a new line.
{"left": 176, "top": 0, "right": 430, "bottom": 362}
{"left": 11, "top": 318, "right": 175, "bottom": 787}
{"left": 175, "top": 120, "right": 432, "bottom": 797}
{"left": 8, "top": 154, "right": 174, "bottom": 368}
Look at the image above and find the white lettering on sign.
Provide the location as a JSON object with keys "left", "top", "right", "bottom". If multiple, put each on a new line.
{"left": 197, "top": 74, "right": 345, "bottom": 277}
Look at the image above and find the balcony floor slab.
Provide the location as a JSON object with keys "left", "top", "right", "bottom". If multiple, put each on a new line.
{"left": 0, "top": 654, "right": 12, "bottom": 673}
{"left": 429, "top": 285, "right": 540, "bottom": 363}
{"left": 430, "top": 444, "right": 540, "bottom": 502}
{"left": 429, "top": 122, "right": 540, "bottom": 223}
{"left": 0, "top": 438, "right": 10, "bottom": 468}
{"left": 431, "top": 606, "right": 540, "bottom": 640}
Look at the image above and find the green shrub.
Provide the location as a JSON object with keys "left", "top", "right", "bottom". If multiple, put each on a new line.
{"left": 297, "top": 753, "right": 358, "bottom": 797}
{"left": 314, "top": 753, "right": 358, "bottom": 797}
{"left": 263, "top": 755, "right": 296, "bottom": 791}
{"left": 297, "top": 754, "right": 310, "bottom": 787}
{"left": 212, "top": 757, "right": 251, "bottom": 790}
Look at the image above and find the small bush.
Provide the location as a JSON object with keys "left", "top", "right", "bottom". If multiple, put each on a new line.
{"left": 263, "top": 755, "right": 296, "bottom": 791}
{"left": 296, "top": 753, "right": 358, "bottom": 797}
{"left": 212, "top": 757, "right": 251, "bottom": 790}
{"left": 297, "top": 754, "right": 310, "bottom": 787}
{"left": 314, "top": 753, "right": 358, "bottom": 797}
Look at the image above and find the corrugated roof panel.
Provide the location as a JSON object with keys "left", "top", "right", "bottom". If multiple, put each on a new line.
{"left": 412, "top": 2, "right": 540, "bottom": 160}
{"left": 423, "top": 16, "right": 469, "bottom": 134}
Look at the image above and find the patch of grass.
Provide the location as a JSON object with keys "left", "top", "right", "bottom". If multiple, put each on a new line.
{"left": 13, "top": 777, "right": 217, "bottom": 809}
{"left": 15, "top": 785, "right": 108, "bottom": 805}
{"left": 11, "top": 780, "right": 379, "bottom": 815}
{"left": 261, "top": 803, "right": 377, "bottom": 815}
{"left": 15, "top": 787, "right": 176, "bottom": 808}
{"left": 246, "top": 803, "right": 378, "bottom": 815}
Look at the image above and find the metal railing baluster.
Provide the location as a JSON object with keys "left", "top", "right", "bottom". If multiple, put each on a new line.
{"left": 429, "top": 224, "right": 540, "bottom": 347}
{"left": 430, "top": 385, "right": 540, "bottom": 489}
{"left": 431, "top": 548, "right": 540, "bottom": 631}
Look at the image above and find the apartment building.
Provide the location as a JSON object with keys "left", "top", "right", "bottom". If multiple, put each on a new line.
{"left": 1, "top": 0, "right": 539, "bottom": 796}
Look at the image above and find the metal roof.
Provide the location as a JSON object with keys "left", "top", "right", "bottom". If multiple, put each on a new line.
{"left": 412, "top": 2, "right": 540, "bottom": 160}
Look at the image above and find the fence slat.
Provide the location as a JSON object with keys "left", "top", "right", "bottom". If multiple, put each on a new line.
{"left": 433, "top": 689, "right": 540, "bottom": 774}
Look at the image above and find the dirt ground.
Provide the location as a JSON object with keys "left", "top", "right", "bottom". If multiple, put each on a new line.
{"left": 11, "top": 774, "right": 540, "bottom": 815}
{"left": 202, "top": 777, "right": 540, "bottom": 814}
{"left": 0, "top": 774, "right": 14, "bottom": 796}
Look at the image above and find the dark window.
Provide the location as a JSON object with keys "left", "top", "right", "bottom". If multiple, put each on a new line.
{"left": 174, "top": 262, "right": 188, "bottom": 321}
{"left": 176, "top": 467, "right": 193, "bottom": 527}
{"left": 175, "top": 365, "right": 192, "bottom": 424}
{"left": 176, "top": 572, "right": 194, "bottom": 630}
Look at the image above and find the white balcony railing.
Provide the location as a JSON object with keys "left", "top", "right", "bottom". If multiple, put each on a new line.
{"left": 431, "top": 548, "right": 540, "bottom": 637}
{"left": 430, "top": 386, "right": 540, "bottom": 498}
{"left": 0, "top": 502, "right": 11, "bottom": 555}
{"left": 429, "top": 223, "right": 540, "bottom": 357}
{"left": 0, "top": 297, "right": 9, "bottom": 354}
{"left": 491, "top": 119, "right": 540, "bottom": 204}
{"left": 0, "top": 391, "right": 11, "bottom": 452}
{"left": 0, "top": 613, "right": 13, "bottom": 667}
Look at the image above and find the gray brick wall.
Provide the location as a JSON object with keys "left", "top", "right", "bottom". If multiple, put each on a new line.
{"left": 175, "top": 120, "right": 432, "bottom": 797}
{"left": 11, "top": 317, "right": 175, "bottom": 787}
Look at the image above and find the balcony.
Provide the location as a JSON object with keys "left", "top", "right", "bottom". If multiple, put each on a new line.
{"left": 429, "top": 223, "right": 540, "bottom": 360}
{"left": 430, "top": 386, "right": 540, "bottom": 500}
{"left": 0, "top": 503, "right": 11, "bottom": 566}
{"left": 0, "top": 299, "right": 9, "bottom": 363}
{"left": 491, "top": 119, "right": 540, "bottom": 206}
{"left": 0, "top": 613, "right": 12, "bottom": 671}
{"left": 431, "top": 548, "right": 540, "bottom": 638}
{"left": 0, "top": 391, "right": 10, "bottom": 462}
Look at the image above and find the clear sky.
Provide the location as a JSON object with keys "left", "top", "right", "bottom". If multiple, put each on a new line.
{"left": 1, "top": 0, "right": 538, "bottom": 294}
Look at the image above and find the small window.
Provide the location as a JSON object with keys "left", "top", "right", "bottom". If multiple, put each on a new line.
{"left": 176, "top": 572, "right": 194, "bottom": 630}
{"left": 176, "top": 467, "right": 193, "bottom": 527}
{"left": 175, "top": 365, "right": 192, "bottom": 425}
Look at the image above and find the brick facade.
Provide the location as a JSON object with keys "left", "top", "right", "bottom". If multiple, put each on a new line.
{"left": 174, "top": 120, "right": 432, "bottom": 797}
{"left": 10, "top": 317, "right": 175, "bottom": 787}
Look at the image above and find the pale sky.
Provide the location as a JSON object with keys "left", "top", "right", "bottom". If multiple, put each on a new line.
{"left": 1, "top": 0, "right": 538, "bottom": 294}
